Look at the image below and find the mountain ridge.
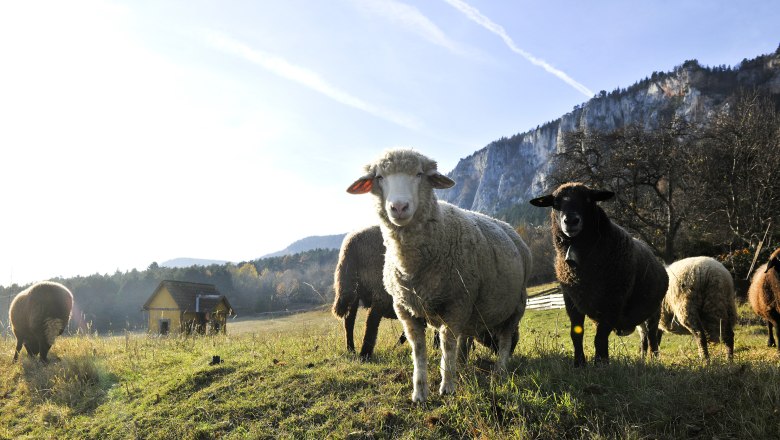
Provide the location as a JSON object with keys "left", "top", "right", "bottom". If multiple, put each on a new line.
{"left": 437, "top": 49, "right": 780, "bottom": 222}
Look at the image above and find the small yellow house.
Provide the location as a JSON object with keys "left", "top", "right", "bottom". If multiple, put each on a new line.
{"left": 142, "top": 280, "right": 234, "bottom": 335}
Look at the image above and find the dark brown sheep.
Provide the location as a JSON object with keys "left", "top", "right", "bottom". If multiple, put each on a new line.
{"left": 530, "top": 183, "right": 668, "bottom": 366}
{"left": 10, "top": 281, "right": 74, "bottom": 363}
{"left": 748, "top": 247, "right": 780, "bottom": 351}
{"left": 332, "top": 225, "right": 401, "bottom": 360}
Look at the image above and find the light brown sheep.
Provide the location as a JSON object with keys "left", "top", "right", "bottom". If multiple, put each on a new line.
{"left": 9, "top": 281, "right": 74, "bottom": 363}
{"left": 657, "top": 256, "right": 736, "bottom": 360}
{"left": 748, "top": 247, "right": 780, "bottom": 351}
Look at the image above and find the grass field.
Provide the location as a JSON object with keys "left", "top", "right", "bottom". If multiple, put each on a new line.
{"left": 1, "top": 290, "right": 780, "bottom": 439}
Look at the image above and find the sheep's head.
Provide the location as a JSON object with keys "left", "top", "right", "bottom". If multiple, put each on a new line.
{"left": 528, "top": 182, "right": 614, "bottom": 239}
{"left": 347, "top": 149, "right": 455, "bottom": 227}
{"left": 765, "top": 248, "right": 780, "bottom": 274}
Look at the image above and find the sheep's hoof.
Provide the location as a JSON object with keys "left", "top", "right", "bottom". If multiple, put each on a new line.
{"left": 411, "top": 388, "right": 429, "bottom": 403}
{"left": 573, "top": 358, "right": 586, "bottom": 368}
{"left": 439, "top": 381, "right": 456, "bottom": 395}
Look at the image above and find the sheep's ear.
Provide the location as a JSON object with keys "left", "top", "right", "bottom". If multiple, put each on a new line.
{"left": 529, "top": 195, "right": 554, "bottom": 207}
{"left": 427, "top": 170, "right": 455, "bottom": 189}
{"left": 347, "top": 175, "right": 374, "bottom": 194}
{"left": 590, "top": 190, "right": 615, "bottom": 202}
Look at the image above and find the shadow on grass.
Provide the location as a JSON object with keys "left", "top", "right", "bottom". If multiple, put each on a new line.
{"left": 441, "top": 350, "right": 780, "bottom": 439}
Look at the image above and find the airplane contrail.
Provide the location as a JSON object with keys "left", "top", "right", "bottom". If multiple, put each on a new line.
{"left": 442, "top": 0, "right": 594, "bottom": 97}
{"left": 204, "top": 31, "right": 421, "bottom": 130}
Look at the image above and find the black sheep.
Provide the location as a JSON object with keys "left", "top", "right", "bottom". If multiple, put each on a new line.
{"left": 530, "top": 183, "right": 668, "bottom": 366}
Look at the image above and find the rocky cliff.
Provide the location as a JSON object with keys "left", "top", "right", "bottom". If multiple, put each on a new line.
{"left": 437, "top": 49, "right": 780, "bottom": 222}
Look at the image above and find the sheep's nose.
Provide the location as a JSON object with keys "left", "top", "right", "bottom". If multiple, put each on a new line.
{"left": 564, "top": 215, "right": 580, "bottom": 226}
{"left": 390, "top": 201, "right": 409, "bottom": 215}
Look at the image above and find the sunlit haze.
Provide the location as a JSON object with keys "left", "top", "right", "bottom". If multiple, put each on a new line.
{"left": 1, "top": 0, "right": 777, "bottom": 286}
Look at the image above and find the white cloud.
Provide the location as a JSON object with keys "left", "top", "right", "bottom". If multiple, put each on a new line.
{"left": 442, "top": 0, "right": 594, "bottom": 98}
{"left": 203, "top": 31, "right": 422, "bottom": 130}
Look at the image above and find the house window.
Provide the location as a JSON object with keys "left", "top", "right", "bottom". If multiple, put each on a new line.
{"left": 159, "top": 319, "right": 171, "bottom": 335}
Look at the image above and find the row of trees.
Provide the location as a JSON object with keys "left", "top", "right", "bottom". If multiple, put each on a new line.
{"left": 548, "top": 90, "right": 779, "bottom": 279}
{"left": 0, "top": 249, "right": 339, "bottom": 334}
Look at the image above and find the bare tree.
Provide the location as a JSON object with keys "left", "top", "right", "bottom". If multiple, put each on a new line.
{"left": 551, "top": 118, "right": 697, "bottom": 262}
{"left": 696, "top": 90, "right": 780, "bottom": 248}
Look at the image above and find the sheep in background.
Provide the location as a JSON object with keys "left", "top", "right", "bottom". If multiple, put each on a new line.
{"left": 529, "top": 183, "right": 668, "bottom": 366}
{"left": 332, "top": 225, "right": 403, "bottom": 360}
{"left": 348, "top": 149, "right": 531, "bottom": 402}
{"left": 656, "top": 256, "right": 736, "bottom": 360}
{"left": 10, "top": 281, "right": 74, "bottom": 363}
{"left": 748, "top": 247, "right": 780, "bottom": 351}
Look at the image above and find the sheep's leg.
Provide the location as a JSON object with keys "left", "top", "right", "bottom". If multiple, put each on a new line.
{"left": 645, "top": 313, "right": 661, "bottom": 358}
{"left": 438, "top": 326, "right": 458, "bottom": 396}
{"left": 39, "top": 343, "right": 52, "bottom": 364}
{"left": 694, "top": 331, "right": 709, "bottom": 361}
{"left": 456, "top": 335, "right": 470, "bottom": 364}
{"left": 767, "top": 321, "right": 776, "bottom": 347}
{"left": 395, "top": 306, "right": 428, "bottom": 402}
{"left": 637, "top": 323, "right": 650, "bottom": 357}
{"left": 493, "top": 327, "right": 515, "bottom": 373}
{"left": 774, "top": 320, "right": 780, "bottom": 354}
{"left": 359, "top": 307, "right": 383, "bottom": 360}
{"left": 565, "top": 297, "right": 586, "bottom": 367}
{"left": 24, "top": 341, "right": 39, "bottom": 357}
{"left": 344, "top": 303, "right": 358, "bottom": 354}
{"left": 432, "top": 329, "right": 440, "bottom": 350}
{"left": 593, "top": 323, "right": 611, "bottom": 365}
{"left": 723, "top": 325, "right": 734, "bottom": 361}
{"left": 13, "top": 339, "right": 22, "bottom": 362}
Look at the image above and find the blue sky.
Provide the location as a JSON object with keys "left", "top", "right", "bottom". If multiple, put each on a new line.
{"left": 0, "top": 0, "right": 777, "bottom": 286}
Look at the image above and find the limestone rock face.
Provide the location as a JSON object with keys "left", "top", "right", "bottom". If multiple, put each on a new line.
{"left": 437, "top": 51, "right": 780, "bottom": 220}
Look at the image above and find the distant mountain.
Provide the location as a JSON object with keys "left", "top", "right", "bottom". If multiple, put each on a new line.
{"left": 161, "top": 257, "right": 231, "bottom": 268}
{"left": 260, "top": 234, "right": 346, "bottom": 259}
{"left": 437, "top": 48, "right": 780, "bottom": 223}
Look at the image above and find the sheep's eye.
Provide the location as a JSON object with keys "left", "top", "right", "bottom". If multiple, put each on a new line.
{"left": 416, "top": 172, "right": 423, "bottom": 178}
{"left": 376, "top": 175, "right": 383, "bottom": 181}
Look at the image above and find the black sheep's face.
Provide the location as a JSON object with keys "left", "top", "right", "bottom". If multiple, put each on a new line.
{"left": 529, "top": 184, "right": 615, "bottom": 238}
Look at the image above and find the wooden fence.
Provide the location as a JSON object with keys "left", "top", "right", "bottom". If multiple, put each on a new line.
{"left": 526, "top": 287, "right": 565, "bottom": 310}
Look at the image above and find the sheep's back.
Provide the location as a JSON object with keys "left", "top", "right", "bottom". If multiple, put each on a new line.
{"left": 10, "top": 282, "right": 73, "bottom": 341}
{"left": 748, "top": 264, "right": 780, "bottom": 322}
{"left": 662, "top": 257, "right": 735, "bottom": 339}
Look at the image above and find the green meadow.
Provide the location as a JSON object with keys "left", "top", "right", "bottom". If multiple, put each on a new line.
{"left": 2, "top": 284, "right": 779, "bottom": 439}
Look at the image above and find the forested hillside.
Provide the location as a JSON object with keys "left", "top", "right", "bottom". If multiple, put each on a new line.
{"left": 0, "top": 248, "right": 338, "bottom": 334}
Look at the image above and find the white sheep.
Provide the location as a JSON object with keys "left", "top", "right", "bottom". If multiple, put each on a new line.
{"left": 656, "top": 256, "right": 736, "bottom": 360}
{"left": 348, "top": 149, "right": 531, "bottom": 402}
